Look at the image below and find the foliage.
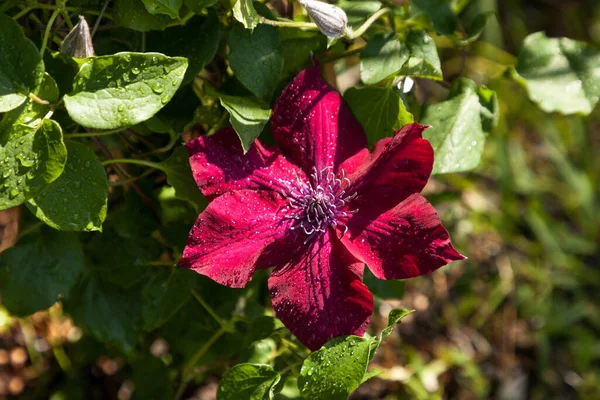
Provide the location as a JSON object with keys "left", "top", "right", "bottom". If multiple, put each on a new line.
{"left": 0, "top": 0, "right": 599, "bottom": 399}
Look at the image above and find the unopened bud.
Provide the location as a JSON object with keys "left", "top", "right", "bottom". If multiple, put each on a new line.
{"left": 298, "top": 0, "right": 348, "bottom": 38}
{"left": 61, "top": 16, "right": 94, "bottom": 58}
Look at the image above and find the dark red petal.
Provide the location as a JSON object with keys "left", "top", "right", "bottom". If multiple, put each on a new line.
{"left": 178, "top": 190, "right": 295, "bottom": 288}
{"left": 340, "top": 193, "right": 465, "bottom": 280}
{"left": 268, "top": 232, "right": 373, "bottom": 351}
{"left": 271, "top": 66, "right": 367, "bottom": 173}
{"left": 343, "top": 122, "right": 434, "bottom": 215}
{"left": 186, "top": 126, "right": 305, "bottom": 200}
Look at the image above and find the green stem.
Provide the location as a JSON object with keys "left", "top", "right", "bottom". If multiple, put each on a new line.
{"left": 40, "top": 9, "right": 60, "bottom": 58}
{"left": 279, "top": 359, "right": 304, "bottom": 375}
{"left": 101, "top": 158, "right": 163, "bottom": 170}
{"left": 174, "top": 323, "right": 231, "bottom": 400}
{"left": 12, "top": 6, "right": 33, "bottom": 20}
{"left": 64, "top": 129, "right": 124, "bottom": 138}
{"left": 319, "top": 44, "right": 366, "bottom": 63}
{"left": 108, "top": 169, "right": 156, "bottom": 187}
{"left": 192, "top": 289, "right": 225, "bottom": 328}
{"left": 260, "top": 16, "right": 318, "bottom": 30}
{"left": 347, "top": 7, "right": 391, "bottom": 39}
{"left": 17, "top": 221, "right": 44, "bottom": 240}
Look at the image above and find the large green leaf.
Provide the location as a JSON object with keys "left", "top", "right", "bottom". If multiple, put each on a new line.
{"left": 148, "top": 11, "right": 220, "bottom": 84}
{"left": 411, "top": 0, "right": 457, "bottom": 36}
{"left": 229, "top": 24, "right": 283, "bottom": 101}
{"left": 233, "top": 0, "right": 260, "bottom": 30}
{"left": 113, "top": 0, "right": 176, "bottom": 31}
{"left": 0, "top": 118, "right": 67, "bottom": 210}
{"left": 515, "top": 32, "right": 600, "bottom": 115}
{"left": 338, "top": 0, "right": 381, "bottom": 30}
{"left": 63, "top": 52, "right": 188, "bottom": 129}
{"left": 0, "top": 14, "right": 44, "bottom": 112}
{"left": 298, "top": 336, "right": 375, "bottom": 400}
{"left": 27, "top": 141, "right": 108, "bottom": 231}
{"left": 218, "top": 93, "right": 271, "bottom": 152}
{"left": 159, "top": 146, "right": 206, "bottom": 207}
{"left": 420, "top": 78, "right": 489, "bottom": 174}
{"left": 360, "top": 33, "right": 408, "bottom": 84}
{"left": 397, "top": 30, "right": 442, "bottom": 80}
{"left": 142, "top": 268, "right": 195, "bottom": 331}
{"left": 218, "top": 364, "right": 282, "bottom": 400}
{"left": 142, "top": 0, "right": 182, "bottom": 18}
{"left": 0, "top": 229, "right": 85, "bottom": 316}
{"left": 359, "top": 30, "right": 441, "bottom": 84}
{"left": 344, "top": 87, "right": 413, "bottom": 147}
{"left": 64, "top": 271, "right": 142, "bottom": 353}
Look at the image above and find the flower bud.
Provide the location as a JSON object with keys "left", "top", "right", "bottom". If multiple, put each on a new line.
{"left": 61, "top": 16, "right": 94, "bottom": 58}
{"left": 298, "top": 0, "right": 348, "bottom": 38}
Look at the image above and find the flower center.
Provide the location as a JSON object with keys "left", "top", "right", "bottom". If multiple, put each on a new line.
{"left": 282, "top": 167, "right": 357, "bottom": 243}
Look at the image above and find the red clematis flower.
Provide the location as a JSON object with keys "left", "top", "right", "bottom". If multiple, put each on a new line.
{"left": 179, "top": 66, "right": 464, "bottom": 350}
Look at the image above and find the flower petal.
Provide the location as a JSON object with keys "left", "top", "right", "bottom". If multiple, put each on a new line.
{"left": 186, "top": 127, "right": 305, "bottom": 200}
{"left": 271, "top": 66, "right": 367, "bottom": 173}
{"left": 343, "top": 122, "right": 434, "bottom": 214}
{"left": 341, "top": 193, "right": 465, "bottom": 280}
{"left": 268, "top": 232, "right": 373, "bottom": 350}
{"left": 178, "top": 190, "right": 295, "bottom": 288}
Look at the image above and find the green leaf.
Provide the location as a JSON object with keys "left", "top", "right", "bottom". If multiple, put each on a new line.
{"left": 159, "top": 146, "right": 206, "bottom": 207}
{"left": 0, "top": 118, "right": 67, "bottom": 210}
{"left": 218, "top": 93, "right": 271, "bottom": 152}
{"left": 85, "top": 197, "right": 163, "bottom": 288}
{"left": 476, "top": 84, "right": 499, "bottom": 133}
{"left": 64, "top": 272, "right": 142, "bottom": 353}
{"left": 420, "top": 78, "right": 487, "bottom": 174}
{"left": 142, "top": 0, "right": 182, "bottom": 18}
{"left": 132, "top": 355, "right": 174, "bottom": 400}
{"left": 360, "top": 33, "right": 408, "bottom": 85}
{"left": 27, "top": 141, "right": 108, "bottom": 231}
{"left": 298, "top": 335, "right": 376, "bottom": 400}
{"left": 411, "top": 0, "right": 457, "bottom": 36}
{"left": 183, "top": 0, "right": 219, "bottom": 14}
{"left": 233, "top": 0, "right": 260, "bottom": 30}
{"left": 361, "top": 368, "right": 383, "bottom": 384}
{"left": 344, "top": 87, "right": 413, "bottom": 147}
{"left": 63, "top": 52, "right": 188, "bottom": 129}
{"left": 229, "top": 24, "right": 283, "bottom": 101}
{"left": 114, "top": 0, "right": 176, "bottom": 31}
{"left": 380, "top": 308, "right": 414, "bottom": 342}
{"left": 218, "top": 363, "right": 282, "bottom": 400}
{"left": 337, "top": 0, "right": 382, "bottom": 30}
{"left": 0, "top": 229, "right": 85, "bottom": 316}
{"left": 0, "top": 14, "right": 44, "bottom": 112}
{"left": 148, "top": 11, "right": 220, "bottom": 84}
{"left": 141, "top": 268, "right": 195, "bottom": 331}
{"left": 397, "top": 30, "right": 442, "bottom": 80}
{"left": 515, "top": 32, "right": 600, "bottom": 115}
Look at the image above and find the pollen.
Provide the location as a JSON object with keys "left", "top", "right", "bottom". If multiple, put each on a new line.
{"left": 282, "top": 167, "right": 357, "bottom": 243}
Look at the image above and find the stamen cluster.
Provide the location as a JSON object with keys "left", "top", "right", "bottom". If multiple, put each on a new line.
{"left": 282, "top": 167, "right": 357, "bottom": 242}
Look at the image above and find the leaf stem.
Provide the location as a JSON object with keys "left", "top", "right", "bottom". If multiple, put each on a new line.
{"left": 40, "top": 9, "right": 60, "bottom": 58}
{"left": 174, "top": 322, "right": 232, "bottom": 400}
{"left": 64, "top": 128, "right": 124, "bottom": 138}
{"left": 260, "top": 16, "right": 319, "bottom": 30}
{"left": 12, "top": 6, "right": 33, "bottom": 20}
{"left": 28, "top": 92, "right": 50, "bottom": 105}
{"left": 279, "top": 359, "right": 304, "bottom": 375}
{"left": 191, "top": 289, "right": 226, "bottom": 328}
{"left": 319, "top": 43, "right": 366, "bottom": 63}
{"left": 101, "top": 158, "right": 163, "bottom": 170}
{"left": 347, "top": 7, "right": 391, "bottom": 39}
